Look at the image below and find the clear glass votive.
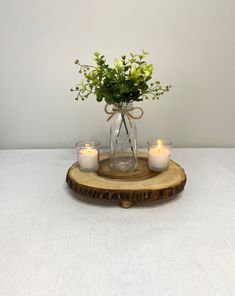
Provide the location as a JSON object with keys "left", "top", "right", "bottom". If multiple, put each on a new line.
{"left": 148, "top": 139, "right": 172, "bottom": 172}
{"left": 76, "top": 140, "right": 100, "bottom": 172}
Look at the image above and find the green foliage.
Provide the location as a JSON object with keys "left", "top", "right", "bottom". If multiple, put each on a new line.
{"left": 71, "top": 50, "right": 171, "bottom": 106}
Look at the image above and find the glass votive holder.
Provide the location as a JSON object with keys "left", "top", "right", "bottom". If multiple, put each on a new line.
{"left": 148, "top": 139, "right": 172, "bottom": 172}
{"left": 76, "top": 140, "right": 100, "bottom": 172}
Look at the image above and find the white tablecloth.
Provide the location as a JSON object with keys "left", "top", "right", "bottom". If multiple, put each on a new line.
{"left": 0, "top": 149, "right": 234, "bottom": 296}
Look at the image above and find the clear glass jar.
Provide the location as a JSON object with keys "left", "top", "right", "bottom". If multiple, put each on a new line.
{"left": 110, "top": 103, "right": 138, "bottom": 172}
{"left": 148, "top": 139, "right": 172, "bottom": 172}
{"left": 76, "top": 140, "right": 100, "bottom": 172}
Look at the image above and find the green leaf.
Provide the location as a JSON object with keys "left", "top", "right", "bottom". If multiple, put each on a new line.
{"left": 71, "top": 50, "right": 171, "bottom": 104}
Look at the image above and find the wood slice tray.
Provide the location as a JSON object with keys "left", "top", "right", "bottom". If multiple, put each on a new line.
{"left": 66, "top": 152, "right": 187, "bottom": 208}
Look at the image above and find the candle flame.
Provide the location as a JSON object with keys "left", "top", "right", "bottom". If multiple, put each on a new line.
{"left": 84, "top": 143, "right": 92, "bottom": 153}
{"left": 156, "top": 139, "right": 162, "bottom": 150}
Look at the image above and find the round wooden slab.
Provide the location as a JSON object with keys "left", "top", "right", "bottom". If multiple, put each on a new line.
{"left": 66, "top": 152, "right": 186, "bottom": 208}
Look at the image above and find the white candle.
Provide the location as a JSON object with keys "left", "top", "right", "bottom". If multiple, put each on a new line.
{"left": 79, "top": 147, "right": 99, "bottom": 171}
{"left": 148, "top": 140, "right": 170, "bottom": 172}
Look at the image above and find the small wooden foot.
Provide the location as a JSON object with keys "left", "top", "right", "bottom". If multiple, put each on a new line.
{"left": 120, "top": 200, "right": 133, "bottom": 208}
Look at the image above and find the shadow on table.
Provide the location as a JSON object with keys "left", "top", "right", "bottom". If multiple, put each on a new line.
{"left": 64, "top": 183, "right": 184, "bottom": 209}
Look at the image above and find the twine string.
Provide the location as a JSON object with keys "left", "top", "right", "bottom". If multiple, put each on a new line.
{"left": 104, "top": 104, "right": 144, "bottom": 127}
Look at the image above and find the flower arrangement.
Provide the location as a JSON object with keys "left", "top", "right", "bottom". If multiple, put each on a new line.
{"left": 71, "top": 50, "right": 171, "bottom": 106}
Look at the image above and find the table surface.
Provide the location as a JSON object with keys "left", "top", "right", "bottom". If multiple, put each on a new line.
{"left": 0, "top": 148, "right": 234, "bottom": 296}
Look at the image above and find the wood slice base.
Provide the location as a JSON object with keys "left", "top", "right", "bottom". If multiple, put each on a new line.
{"left": 66, "top": 152, "right": 187, "bottom": 208}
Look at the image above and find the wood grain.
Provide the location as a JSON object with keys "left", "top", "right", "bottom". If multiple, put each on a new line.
{"left": 98, "top": 157, "right": 158, "bottom": 181}
{"left": 66, "top": 152, "right": 187, "bottom": 207}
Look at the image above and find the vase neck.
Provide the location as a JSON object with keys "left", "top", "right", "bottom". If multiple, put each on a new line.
{"left": 113, "top": 102, "right": 133, "bottom": 111}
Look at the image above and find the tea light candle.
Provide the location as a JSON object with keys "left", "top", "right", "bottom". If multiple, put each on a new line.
{"left": 79, "top": 147, "right": 98, "bottom": 171}
{"left": 76, "top": 141, "right": 100, "bottom": 172}
{"left": 148, "top": 139, "right": 171, "bottom": 172}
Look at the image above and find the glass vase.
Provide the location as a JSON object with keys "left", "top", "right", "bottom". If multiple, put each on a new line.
{"left": 110, "top": 103, "right": 138, "bottom": 172}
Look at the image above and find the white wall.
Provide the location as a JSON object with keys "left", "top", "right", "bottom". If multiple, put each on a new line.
{"left": 0, "top": 0, "right": 235, "bottom": 149}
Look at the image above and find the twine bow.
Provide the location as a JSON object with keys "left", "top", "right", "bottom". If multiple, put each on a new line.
{"left": 104, "top": 104, "right": 144, "bottom": 127}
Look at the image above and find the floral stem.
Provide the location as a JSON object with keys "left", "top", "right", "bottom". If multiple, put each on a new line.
{"left": 121, "top": 114, "right": 137, "bottom": 162}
